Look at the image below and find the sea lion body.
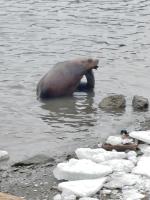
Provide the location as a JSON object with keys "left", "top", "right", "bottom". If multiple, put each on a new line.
{"left": 37, "top": 58, "right": 98, "bottom": 99}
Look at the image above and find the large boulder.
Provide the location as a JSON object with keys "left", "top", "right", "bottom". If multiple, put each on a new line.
{"left": 132, "top": 95, "right": 149, "bottom": 111}
{"left": 0, "top": 193, "right": 24, "bottom": 200}
{"left": 99, "top": 95, "right": 126, "bottom": 111}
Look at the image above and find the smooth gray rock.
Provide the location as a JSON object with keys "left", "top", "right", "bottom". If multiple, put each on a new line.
{"left": 12, "top": 154, "right": 55, "bottom": 167}
{"left": 132, "top": 95, "right": 149, "bottom": 111}
{"left": 99, "top": 95, "right": 126, "bottom": 111}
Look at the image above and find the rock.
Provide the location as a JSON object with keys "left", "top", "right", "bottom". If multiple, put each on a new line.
{"left": 12, "top": 154, "right": 55, "bottom": 167}
{"left": 132, "top": 95, "right": 149, "bottom": 111}
{"left": 102, "top": 143, "right": 138, "bottom": 151}
{"left": 0, "top": 192, "right": 24, "bottom": 200}
{"left": 58, "top": 178, "right": 107, "bottom": 197}
{"left": 53, "top": 158, "right": 112, "bottom": 181}
{"left": 99, "top": 95, "right": 126, "bottom": 111}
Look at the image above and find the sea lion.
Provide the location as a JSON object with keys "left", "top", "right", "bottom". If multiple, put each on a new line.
{"left": 76, "top": 68, "right": 95, "bottom": 92}
{"left": 37, "top": 58, "right": 99, "bottom": 99}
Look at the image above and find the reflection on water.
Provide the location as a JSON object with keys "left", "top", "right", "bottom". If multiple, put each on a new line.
{"left": 0, "top": 0, "right": 150, "bottom": 161}
{"left": 41, "top": 92, "right": 97, "bottom": 129}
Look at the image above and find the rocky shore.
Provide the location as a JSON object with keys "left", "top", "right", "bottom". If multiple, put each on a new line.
{"left": 0, "top": 94, "right": 150, "bottom": 200}
{"left": 0, "top": 154, "right": 65, "bottom": 200}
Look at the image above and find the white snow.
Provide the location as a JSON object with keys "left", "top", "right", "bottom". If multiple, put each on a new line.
{"left": 0, "top": 151, "right": 9, "bottom": 161}
{"left": 75, "top": 148, "right": 126, "bottom": 163}
{"left": 132, "top": 156, "right": 150, "bottom": 177}
{"left": 53, "top": 194, "right": 62, "bottom": 200}
{"left": 58, "top": 178, "right": 107, "bottom": 197}
{"left": 79, "top": 198, "right": 99, "bottom": 200}
{"left": 106, "top": 136, "right": 122, "bottom": 145}
{"left": 53, "top": 159, "right": 112, "bottom": 181}
{"left": 129, "top": 130, "right": 150, "bottom": 144}
{"left": 139, "top": 144, "right": 150, "bottom": 155}
{"left": 122, "top": 138, "right": 134, "bottom": 144}
{"left": 53, "top": 192, "right": 76, "bottom": 200}
{"left": 122, "top": 189, "right": 145, "bottom": 200}
{"left": 101, "top": 159, "right": 135, "bottom": 172}
{"left": 53, "top": 132, "right": 150, "bottom": 200}
{"left": 126, "top": 151, "right": 137, "bottom": 164}
{"left": 105, "top": 172, "right": 140, "bottom": 189}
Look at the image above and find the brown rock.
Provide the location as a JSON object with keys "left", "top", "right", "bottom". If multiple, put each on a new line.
{"left": 0, "top": 192, "right": 24, "bottom": 200}
{"left": 99, "top": 94, "right": 126, "bottom": 111}
{"left": 132, "top": 95, "right": 149, "bottom": 111}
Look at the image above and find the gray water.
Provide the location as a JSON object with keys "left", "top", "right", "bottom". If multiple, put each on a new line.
{"left": 0, "top": 0, "right": 150, "bottom": 163}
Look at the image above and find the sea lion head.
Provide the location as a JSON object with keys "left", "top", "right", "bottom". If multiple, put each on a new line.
{"left": 80, "top": 58, "right": 99, "bottom": 70}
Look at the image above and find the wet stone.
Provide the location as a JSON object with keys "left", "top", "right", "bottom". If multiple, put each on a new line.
{"left": 99, "top": 95, "right": 126, "bottom": 111}
{"left": 132, "top": 95, "right": 149, "bottom": 111}
{"left": 12, "top": 155, "right": 55, "bottom": 167}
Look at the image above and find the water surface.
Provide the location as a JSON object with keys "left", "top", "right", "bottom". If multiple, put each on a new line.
{"left": 0, "top": 0, "right": 150, "bottom": 162}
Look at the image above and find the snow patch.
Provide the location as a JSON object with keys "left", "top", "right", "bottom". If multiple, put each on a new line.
{"left": 58, "top": 178, "right": 107, "bottom": 197}
{"left": 75, "top": 148, "right": 126, "bottom": 163}
{"left": 53, "top": 159, "right": 112, "bottom": 181}
{"left": 105, "top": 172, "right": 140, "bottom": 189}
{"left": 122, "top": 189, "right": 145, "bottom": 200}
{"left": 101, "top": 159, "right": 135, "bottom": 172}
{"left": 132, "top": 156, "right": 150, "bottom": 177}
{"left": 0, "top": 151, "right": 9, "bottom": 161}
{"left": 129, "top": 130, "right": 150, "bottom": 144}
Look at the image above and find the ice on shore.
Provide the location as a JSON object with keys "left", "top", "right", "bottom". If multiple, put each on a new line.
{"left": 58, "top": 178, "right": 107, "bottom": 197}
{"left": 53, "top": 159, "right": 112, "bottom": 181}
{"left": 126, "top": 151, "right": 137, "bottom": 164}
{"left": 129, "top": 130, "right": 150, "bottom": 144}
{"left": 79, "top": 198, "right": 99, "bottom": 200}
{"left": 53, "top": 193, "right": 76, "bottom": 200}
{"left": 106, "top": 136, "right": 122, "bottom": 145}
{"left": 106, "top": 135, "right": 134, "bottom": 145}
{"left": 139, "top": 144, "right": 150, "bottom": 155}
{"left": 122, "top": 189, "right": 145, "bottom": 200}
{"left": 101, "top": 159, "right": 135, "bottom": 172}
{"left": 132, "top": 156, "right": 150, "bottom": 177}
{"left": 0, "top": 151, "right": 9, "bottom": 161}
{"left": 105, "top": 172, "right": 140, "bottom": 189}
{"left": 75, "top": 148, "right": 126, "bottom": 163}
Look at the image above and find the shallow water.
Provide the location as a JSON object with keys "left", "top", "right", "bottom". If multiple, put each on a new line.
{"left": 0, "top": 0, "right": 150, "bottom": 163}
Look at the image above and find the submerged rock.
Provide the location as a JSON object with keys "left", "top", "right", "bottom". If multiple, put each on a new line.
{"left": 12, "top": 154, "right": 55, "bottom": 167}
{"left": 0, "top": 192, "right": 24, "bottom": 200}
{"left": 132, "top": 95, "right": 149, "bottom": 111}
{"left": 99, "top": 95, "right": 126, "bottom": 111}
